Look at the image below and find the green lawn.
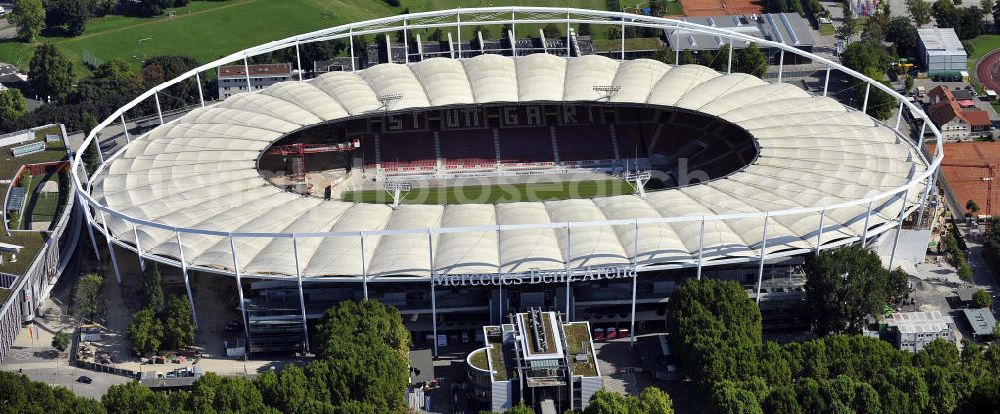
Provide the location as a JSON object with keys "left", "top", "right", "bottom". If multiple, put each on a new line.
{"left": 564, "top": 322, "right": 598, "bottom": 377}
{"left": 0, "top": 0, "right": 610, "bottom": 72}
{"left": 591, "top": 37, "right": 663, "bottom": 53}
{"left": 664, "top": 0, "right": 684, "bottom": 16}
{"left": 0, "top": 126, "right": 67, "bottom": 180}
{"left": 488, "top": 342, "right": 508, "bottom": 381}
{"left": 819, "top": 23, "right": 835, "bottom": 36}
{"left": 341, "top": 178, "right": 636, "bottom": 204}
{"left": 0, "top": 231, "right": 47, "bottom": 276}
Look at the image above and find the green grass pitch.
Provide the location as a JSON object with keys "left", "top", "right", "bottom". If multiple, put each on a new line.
{"left": 0, "top": 0, "right": 609, "bottom": 72}
{"left": 341, "top": 178, "right": 637, "bottom": 204}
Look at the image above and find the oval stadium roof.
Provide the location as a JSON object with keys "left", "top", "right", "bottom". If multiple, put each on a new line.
{"left": 91, "top": 55, "right": 927, "bottom": 280}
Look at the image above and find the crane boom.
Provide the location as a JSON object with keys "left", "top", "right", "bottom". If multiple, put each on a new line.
{"left": 265, "top": 139, "right": 361, "bottom": 183}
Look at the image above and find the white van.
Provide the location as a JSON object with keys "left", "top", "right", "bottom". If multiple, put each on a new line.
{"left": 0, "top": 6, "right": 6, "bottom": 16}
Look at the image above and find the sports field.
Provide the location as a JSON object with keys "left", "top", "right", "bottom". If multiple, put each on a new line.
{"left": 341, "top": 178, "right": 637, "bottom": 204}
{"left": 0, "top": 0, "right": 608, "bottom": 72}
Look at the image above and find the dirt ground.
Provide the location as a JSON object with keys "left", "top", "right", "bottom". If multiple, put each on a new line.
{"left": 679, "top": 0, "right": 765, "bottom": 16}
{"left": 929, "top": 141, "right": 1000, "bottom": 218}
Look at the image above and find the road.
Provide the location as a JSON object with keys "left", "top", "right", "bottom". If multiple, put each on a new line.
{"left": 1, "top": 247, "right": 133, "bottom": 399}
{"left": 0, "top": 2, "right": 14, "bottom": 41}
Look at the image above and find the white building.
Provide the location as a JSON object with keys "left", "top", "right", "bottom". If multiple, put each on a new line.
{"left": 217, "top": 63, "right": 294, "bottom": 99}
{"left": 918, "top": 28, "right": 967, "bottom": 75}
{"left": 885, "top": 311, "right": 953, "bottom": 352}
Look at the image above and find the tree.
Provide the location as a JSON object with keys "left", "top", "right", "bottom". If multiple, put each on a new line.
{"left": 81, "top": 112, "right": 98, "bottom": 136}
{"left": 666, "top": 279, "right": 762, "bottom": 388}
{"left": 652, "top": 46, "right": 674, "bottom": 64}
{"left": 762, "top": 386, "right": 803, "bottom": 414}
{"left": 932, "top": 0, "right": 986, "bottom": 39}
{"left": 968, "top": 199, "right": 982, "bottom": 215}
{"left": 542, "top": 23, "right": 562, "bottom": 38}
{"left": 804, "top": 246, "right": 905, "bottom": 335}
{"left": 161, "top": 296, "right": 195, "bottom": 350}
{"left": 102, "top": 381, "right": 171, "bottom": 414}
{"left": 28, "top": 43, "right": 74, "bottom": 100}
{"left": 307, "top": 344, "right": 409, "bottom": 413}
{"left": 255, "top": 364, "right": 310, "bottom": 413}
{"left": 984, "top": 0, "right": 997, "bottom": 26}
{"left": 907, "top": 0, "right": 933, "bottom": 26}
{"left": 735, "top": 43, "right": 768, "bottom": 78}
{"left": 142, "top": 263, "right": 165, "bottom": 315}
{"left": 0, "top": 371, "right": 106, "bottom": 413}
{"left": 72, "top": 273, "right": 104, "bottom": 322}
{"left": 472, "top": 25, "right": 492, "bottom": 39}
{"left": 44, "top": 0, "right": 91, "bottom": 36}
{"left": 578, "top": 23, "right": 592, "bottom": 35}
{"left": 678, "top": 49, "right": 696, "bottom": 65}
{"left": 973, "top": 289, "right": 992, "bottom": 308}
{"left": 127, "top": 308, "right": 164, "bottom": 354}
{"left": 8, "top": 0, "right": 45, "bottom": 42}
{"left": 315, "top": 300, "right": 410, "bottom": 360}
{"left": 885, "top": 16, "right": 919, "bottom": 58}
{"left": 710, "top": 381, "right": 765, "bottom": 414}
{"left": 994, "top": 0, "right": 1000, "bottom": 32}
{"left": 51, "top": 330, "right": 69, "bottom": 352}
{"left": 186, "top": 373, "right": 278, "bottom": 414}
{"left": 584, "top": 390, "right": 641, "bottom": 413}
{"left": 837, "top": 10, "right": 858, "bottom": 43}
{"left": 0, "top": 89, "right": 28, "bottom": 121}
{"left": 503, "top": 404, "right": 536, "bottom": 414}
{"left": 638, "top": 387, "right": 675, "bottom": 414}
{"left": 427, "top": 28, "right": 444, "bottom": 41}
{"left": 839, "top": 41, "right": 894, "bottom": 119}
{"left": 904, "top": 76, "right": 914, "bottom": 94}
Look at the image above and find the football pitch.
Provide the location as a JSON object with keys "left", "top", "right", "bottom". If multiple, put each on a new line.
{"left": 341, "top": 178, "right": 637, "bottom": 204}
{"left": 0, "top": 0, "right": 608, "bottom": 72}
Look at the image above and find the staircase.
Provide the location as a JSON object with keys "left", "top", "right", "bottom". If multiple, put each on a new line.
{"left": 609, "top": 125, "right": 621, "bottom": 161}
{"left": 493, "top": 128, "right": 502, "bottom": 169}
{"left": 550, "top": 126, "right": 560, "bottom": 164}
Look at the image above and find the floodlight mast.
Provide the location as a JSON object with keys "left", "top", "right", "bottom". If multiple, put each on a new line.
{"left": 377, "top": 93, "right": 404, "bottom": 111}
{"left": 623, "top": 170, "right": 652, "bottom": 199}
{"left": 383, "top": 181, "right": 412, "bottom": 208}
{"left": 592, "top": 85, "right": 621, "bottom": 101}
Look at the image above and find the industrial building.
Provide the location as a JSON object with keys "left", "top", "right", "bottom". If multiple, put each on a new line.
{"left": 918, "top": 28, "right": 967, "bottom": 76}
{"left": 885, "top": 311, "right": 954, "bottom": 352}
{"left": 217, "top": 63, "right": 296, "bottom": 99}
{"left": 665, "top": 13, "right": 815, "bottom": 63}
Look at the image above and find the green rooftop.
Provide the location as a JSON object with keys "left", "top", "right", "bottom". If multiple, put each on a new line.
{"left": 564, "top": 322, "right": 598, "bottom": 377}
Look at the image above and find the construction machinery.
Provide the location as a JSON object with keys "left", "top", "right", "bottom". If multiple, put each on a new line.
{"left": 265, "top": 139, "right": 360, "bottom": 184}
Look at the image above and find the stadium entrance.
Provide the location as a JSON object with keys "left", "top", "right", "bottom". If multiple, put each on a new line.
{"left": 257, "top": 103, "right": 758, "bottom": 203}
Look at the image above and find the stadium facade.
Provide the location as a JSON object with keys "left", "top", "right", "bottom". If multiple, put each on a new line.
{"left": 71, "top": 8, "right": 943, "bottom": 356}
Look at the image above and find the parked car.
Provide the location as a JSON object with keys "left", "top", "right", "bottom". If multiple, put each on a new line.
{"left": 0, "top": 6, "right": 6, "bottom": 16}
{"left": 606, "top": 327, "right": 618, "bottom": 339}
{"left": 593, "top": 327, "right": 605, "bottom": 340}
{"left": 77, "top": 376, "right": 93, "bottom": 384}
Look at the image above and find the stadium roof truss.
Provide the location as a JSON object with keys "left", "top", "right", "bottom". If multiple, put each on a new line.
{"left": 73, "top": 7, "right": 943, "bottom": 290}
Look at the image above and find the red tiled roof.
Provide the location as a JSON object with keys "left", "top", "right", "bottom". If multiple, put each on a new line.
{"left": 927, "top": 85, "right": 990, "bottom": 128}
{"left": 962, "top": 109, "right": 991, "bottom": 126}
{"left": 218, "top": 63, "right": 292, "bottom": 78}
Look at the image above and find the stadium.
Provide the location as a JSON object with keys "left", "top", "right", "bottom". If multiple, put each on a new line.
{"left": 72, "top": 8, "right": 942, "bottom": 355}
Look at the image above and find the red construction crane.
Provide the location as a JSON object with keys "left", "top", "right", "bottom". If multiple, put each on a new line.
{"left": 266, "top": 139, "right": 360, "bottom": 182}
{"left": 941, "top": 162, "right": 998, "bottom": 227}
